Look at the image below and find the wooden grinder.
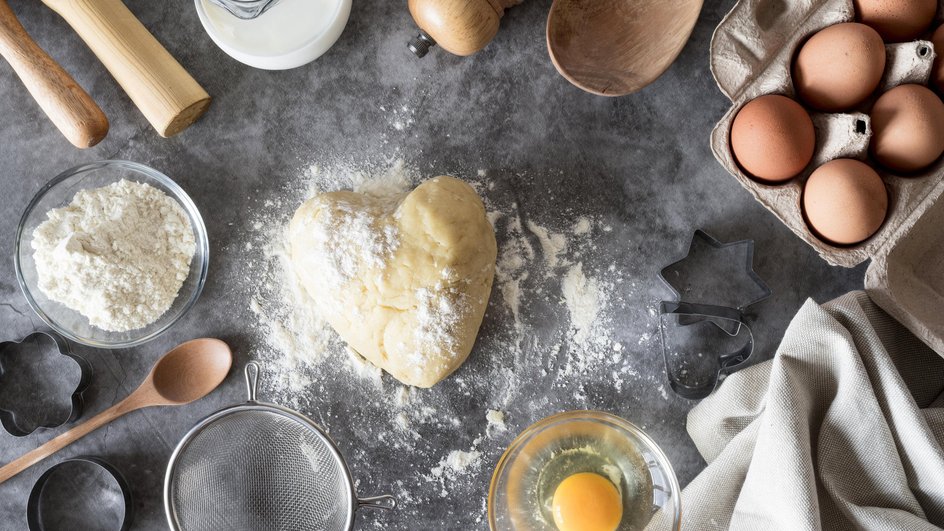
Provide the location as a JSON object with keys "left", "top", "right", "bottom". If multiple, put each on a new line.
{"left": 408, "top": 0, "right": 523, "bottom": 57}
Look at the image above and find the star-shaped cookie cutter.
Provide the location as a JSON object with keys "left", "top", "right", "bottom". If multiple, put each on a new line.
{"left": 657, "top": 230, "right": 771, "bottom": 399}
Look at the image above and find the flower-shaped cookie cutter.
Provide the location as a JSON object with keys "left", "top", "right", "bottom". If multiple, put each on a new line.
{"left": 657, "top": 230, "right": 771, "bottom": 399}
{"left": 0, "top": 330, "right": 91, "bottom": 437}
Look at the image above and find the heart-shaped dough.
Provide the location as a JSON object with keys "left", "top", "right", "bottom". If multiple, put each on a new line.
{"left": 288, "top": 176, "right": 497, "bottom": 388}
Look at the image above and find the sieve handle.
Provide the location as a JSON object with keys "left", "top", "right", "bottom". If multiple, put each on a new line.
{"left": 245, "top": 362, "right": 260, "bottom": 401}
{"left": 358, "top": 494, "right": 396, "bottom": 510}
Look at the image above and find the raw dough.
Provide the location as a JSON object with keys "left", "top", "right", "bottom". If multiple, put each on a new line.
{"left": 288, "top": 176, "right": 497, "bottom": 388}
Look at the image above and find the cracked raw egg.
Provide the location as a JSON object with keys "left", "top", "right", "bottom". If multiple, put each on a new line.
{"left": 552, "top": 472, "right": 623, "bottom": 531}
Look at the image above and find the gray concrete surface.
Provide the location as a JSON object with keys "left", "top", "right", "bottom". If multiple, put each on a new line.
{"left": 0, "top": 0, "right": 866, "bottom": 529}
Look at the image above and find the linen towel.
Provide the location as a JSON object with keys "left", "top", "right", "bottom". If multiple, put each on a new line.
{"left": 662, "top": 291, "right": 944, "bottom": 530}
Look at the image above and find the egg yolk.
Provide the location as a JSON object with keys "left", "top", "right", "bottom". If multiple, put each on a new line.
{"left": 551, "top": 472, "right": 623, "bottom": 531}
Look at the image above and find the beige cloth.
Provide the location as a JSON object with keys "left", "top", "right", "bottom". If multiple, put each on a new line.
{"left": 673, "top": 291, "right": 944, "bottom": 530}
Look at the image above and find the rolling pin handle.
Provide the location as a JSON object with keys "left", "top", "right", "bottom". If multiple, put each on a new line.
{"left": 408, "top": 30, "right": 436, "bottom": 58}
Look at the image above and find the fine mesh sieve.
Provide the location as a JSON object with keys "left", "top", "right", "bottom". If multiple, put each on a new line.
{"left": 164, "top": 362, "right": 394, "bottom": 531}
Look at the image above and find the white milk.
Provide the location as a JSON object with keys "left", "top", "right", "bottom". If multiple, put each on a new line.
{"left": 202, "top": 0, "right": 343, "bottom": 56}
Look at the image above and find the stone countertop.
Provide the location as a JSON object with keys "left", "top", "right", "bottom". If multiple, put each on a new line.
{"left": 0, "top": 0, "right": 866, "bottom": 529}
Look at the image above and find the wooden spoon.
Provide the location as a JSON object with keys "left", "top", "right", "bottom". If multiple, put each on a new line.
{"left": 547, "top": 0, "right": 704, "bottom": 96}
{"left": 0, "top": 0, "right": 108, "bottom": 147}
{"left": 0, "top": 338, "right": 232, "bottom": 485}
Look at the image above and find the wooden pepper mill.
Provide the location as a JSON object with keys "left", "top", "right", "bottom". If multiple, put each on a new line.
{"left": 408, "top": 0, "right": 523, "bottom": 57}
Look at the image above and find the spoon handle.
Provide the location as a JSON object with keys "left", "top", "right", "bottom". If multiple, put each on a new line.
{"left": 0, "top": 398, "right": 140, "bottom": 485}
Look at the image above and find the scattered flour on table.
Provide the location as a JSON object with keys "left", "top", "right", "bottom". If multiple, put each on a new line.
{"left": 562, "top": 263, "right": 601, "bottom": 345}
{"left": 485, "top": 409, "right": 507, "bottom": 436}
{"left": 573, "top": 216, "right": 593, "bottom": 235}
{"left": 427, "top": 434, "right": 486, "bottom": 497}
{"left": 430, "top": 447, "right": 482, "bottom": 479}
{"left": 381, "top": 105, "right": 416, "bottom": 132}
{"left": 31, "top": 179, "right": 195, "bottom": 332}
{"left": 527, "top": 220, "right": 568, "bottom": 271}
{"left": 493, "top": 210, "right": 534, "bottom": 351}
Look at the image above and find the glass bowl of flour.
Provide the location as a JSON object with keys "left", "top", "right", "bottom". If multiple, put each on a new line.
{"left": 15, "top": 161, "right": 209, "bottom": 348}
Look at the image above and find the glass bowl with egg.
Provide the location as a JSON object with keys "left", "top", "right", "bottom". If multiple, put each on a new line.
{"left": 15, "top": 160, "right": 209, "bottom": 349}
{"left": 488, "top": 410, "right": 681, "bottom": 531}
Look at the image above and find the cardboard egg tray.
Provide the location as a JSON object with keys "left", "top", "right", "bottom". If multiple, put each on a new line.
{"left": 710, "top": 0, "right": 944, "bottom": 355}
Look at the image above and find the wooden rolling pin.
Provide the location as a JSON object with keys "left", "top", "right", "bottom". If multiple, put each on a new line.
{"left": 0, "top": 0, "right": 107, "bottom": 148}
{"left": 408, "top": 0, "right": 523, "bottom": 57}
{"left": 41, "top": 0, "right": 210, "bottom": 137}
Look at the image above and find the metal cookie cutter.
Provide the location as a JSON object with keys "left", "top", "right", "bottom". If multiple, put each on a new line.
{"left": 27, "top": 456, "right": 133, "bottom": 531}
{"left": 657, "top": 230, "right": 771, "bottom": 399}
{"left": 0, "top": 330, "right": 91, "bottom": 436}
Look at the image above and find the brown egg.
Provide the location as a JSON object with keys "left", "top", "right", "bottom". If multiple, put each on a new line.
{"left": 854, "top": 0, "right": 937, "bottom": 42}
{"left": 870, "top": 84, "right": 944, "bottom": 172}
{"left": 803, "top": 159, "right": 888, "bottom": 246}
{"left": 932, "top": 25, "right": 944, "bottom": 93}
{"left": 730, "top": 95, "right": 815, "bottom": 183}
{"left": 793, "top": 23, "right": 886, "bottom": 111}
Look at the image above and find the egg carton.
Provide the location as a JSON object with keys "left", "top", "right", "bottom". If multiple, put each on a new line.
{"left": 710, "top": 0, "right": 944, "bottom": 355}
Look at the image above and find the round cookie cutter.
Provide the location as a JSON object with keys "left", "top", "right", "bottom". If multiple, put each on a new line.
{"left": 27, "top": 456, "right": 133, "bottom": 531}
{"left": 0, "top": 330, "right": 91, "bottom": 437}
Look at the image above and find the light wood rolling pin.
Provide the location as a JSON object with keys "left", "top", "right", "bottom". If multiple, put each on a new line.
{"left": 408, "top": 0, "right": 524, "bottom": 57}
{"left": 41, "top": 0, "right": 211, "bottom": 137}
{"left": 0, "top": 0, "right": 107, "bottom": 148}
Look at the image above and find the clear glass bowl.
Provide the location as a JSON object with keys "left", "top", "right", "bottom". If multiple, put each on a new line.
{"left": 488, "top": 410, "right": 682, "bottom": 531}
{"left": 14, "top": 161, "right": 209, "bottom": 349}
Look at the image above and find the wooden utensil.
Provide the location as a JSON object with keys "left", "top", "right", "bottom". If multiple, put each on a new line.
{"left": 41, "top": 0, "right": 211, "bottom": 137}
{"left": 407, "top": 0, "right": 523, "bottom": 57}
{"left": 0, "top": 338, "right": 232, "bottom": 485}
{"left": 547, "top": 0, "right": 704, "bottom": 96}
{"left": 0, "top": 0, "right": 107, "bottom": 148}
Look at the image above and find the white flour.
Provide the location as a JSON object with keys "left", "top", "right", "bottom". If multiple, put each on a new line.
{"left": 485, "top": 409, "right": 507, "bottom": 436}
{"left": 308, "top": 198, "right": 400, "bottom": 286}
{"left": 527, "top": 221, "right": 568, "bottom": 271}
{"left": 31, "top": 179, "right": 195, "bottom": 332}
{"left": 412, "top": 286, "right": 465, "bottom": 365}
{"left": 493, "top": 211, "right": 534, "bottom": 352}
{"left": 430, "top": 448, "right": 482, "bottom": 479}
{"left": 562, "top": 263, "right": 601, "bottom": 346}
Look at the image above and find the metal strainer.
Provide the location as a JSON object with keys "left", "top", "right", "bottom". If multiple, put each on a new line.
{"left": 164, "top": 362, "right": 394, "bottom": 530}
